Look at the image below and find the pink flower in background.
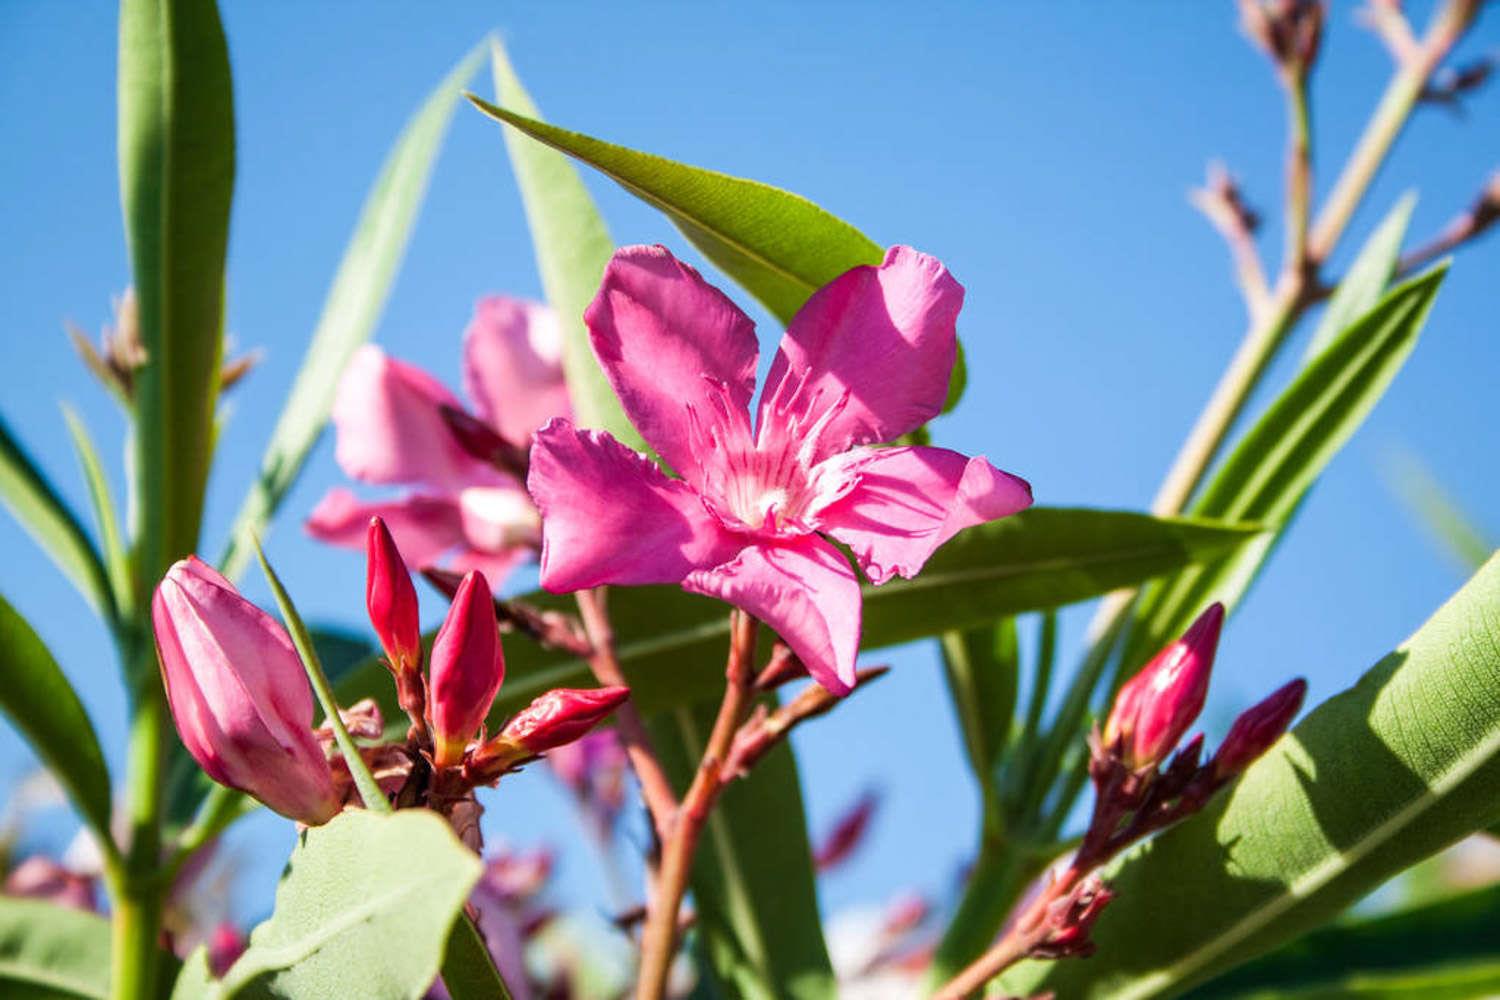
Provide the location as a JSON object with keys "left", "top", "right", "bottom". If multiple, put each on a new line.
{"left": 308, "top": 297, "right": 568, "bottom": 587}
{"left": 528, "top": 245, "right": 1032, "bottom": 693}
{"left": 152, "top": 558, "right": 339, "bottom": 825}
{"left": 547, "top": 730, "right": 628, "bottom": 821}
{"left": 3, "top": 856, "right": 97, "bottom": 912}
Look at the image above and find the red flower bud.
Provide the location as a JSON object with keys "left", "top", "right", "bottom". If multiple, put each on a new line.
{"left": 1213, "top": 677, "right": 1307, "bottom": 780}
{"left": 1031, "top": 875, "right": 1113, "bottom": 960}
{"left": 1105, "top": 603, "right": 1224, "bottom": 770}
{"left": 429, "top": 570, "right": 505, "bottom": 767}
{"left": 365, "top": 516, "right": 422, "bottom": 677}
{"left": 501, "top": 686, "right": 630, "bottom": 756}
{"left": 814, "top": 789, "right": 879, "bottom": 872}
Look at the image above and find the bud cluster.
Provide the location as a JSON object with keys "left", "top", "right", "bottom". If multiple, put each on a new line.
{"left": 149, "top": 516, "right": 629, "bottom": 835}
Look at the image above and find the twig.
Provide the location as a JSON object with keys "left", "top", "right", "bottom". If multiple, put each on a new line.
{"left": 574, "top": 588, "right": 680, "bottom": 847}
{"left": 1190, "top": 164, "right": 1270, "bottom": 317}
{"left": 422, "top": 568, "right": 592, "bottom": 657}
{"left": 636, "top": 611, "right": 760, "bottom": 1000}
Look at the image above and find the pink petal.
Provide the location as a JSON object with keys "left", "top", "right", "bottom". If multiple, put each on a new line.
{"left": 528, "top": 419, "right": 739, "bottom": 592}
{"left": 448, "top": 546, "right": 532, "bottom": 592}
{"left": 758, "top": 247, "right": 963, "bottom": 458}
{"left": 684, "top": 537, "right": 861, "bottom": 695}
{"left": 305, "top": 488, "right": 467, "bottom": 569}
{"left": 331, "top": 345, "right": 491, "bottom": 491}
{"left": 585, "top": 245, "right": 759, "bottom": 485}
{"left": 819, "top": 446, "right": 1032, "bottom": 585}
{"left": 462, "top": 296, "right": 572, "bottom": 444}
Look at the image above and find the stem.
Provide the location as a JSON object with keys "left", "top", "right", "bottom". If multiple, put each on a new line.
{"left": 111, "top": 653, "right": 166, "bottom": 1000}
{"left": 1282, "top": 72, "right": 1313, "bottom": 280}
{"left": 636, "top": 612, "right": 758, "bottom": 1000}
{"left": 575, "top": 588, "right": 679, "bottom": 843}
{"left": 923, "top": 841, "right": 1043, "bottom": 992}
{"left": 932, "top": 869, "right": 1080, "bottom": 1000}
{"left": 163, "top": 784, "right": 245, "bottom": 884}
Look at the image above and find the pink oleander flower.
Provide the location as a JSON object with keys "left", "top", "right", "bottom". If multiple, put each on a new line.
{"left": 1104, "top": 603, "right": 1225, "bottom": 770}
{"left": 528, "top": 245, "right": 1032, "bottom": 693}
{"left": 546, "top": 729, "right": 628, "bottom": 821}
{"left": 152, "top": 558, "right": 340, "bottom": 825}
{"left": 429, "top": 570, "right": 506, "bottom": 768}
{"left": 3, "top": 856, "right": 97, "bottom": 912}
{"left": 307, "top": 296, "right": 568, "bottom": 587}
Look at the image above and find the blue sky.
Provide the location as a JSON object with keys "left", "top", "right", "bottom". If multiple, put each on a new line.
{"left": 1, "top": 2, "right": 1496, "bottom": 932}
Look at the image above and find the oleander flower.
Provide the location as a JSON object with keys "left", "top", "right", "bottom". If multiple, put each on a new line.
{"left": 528, "top": 245, "right": 1032, "bottom": 693}
{"left": 307, "top": 296, "right": 567, "bottom": 586}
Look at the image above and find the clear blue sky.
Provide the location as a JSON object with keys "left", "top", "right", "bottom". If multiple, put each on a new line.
{"left": 1, "top": 2, "right": 1496, "bottom": 931}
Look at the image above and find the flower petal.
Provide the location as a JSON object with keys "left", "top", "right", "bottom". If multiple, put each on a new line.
{"left": 684, "top": 537, "right": 861, "bottom": 695}
{"left": 462, "top": 295, "right": 572, "bottom": 443}
{"left": 305, "top": 488, "right": 467, "bottom": 569}
{"left": 758, "top": 247, "right": 963, "bottom": 458}
{"left": 585, "top": 245, "right": 759, "bottom": 485}
{"left": 819, "top": 446, "right": 1032, "bottom": 584}
{"left": 528, "top": 419, "right": 739, "bottom": 592}
{"left": 331, "top": 345, "right": 490, "bottom": 491}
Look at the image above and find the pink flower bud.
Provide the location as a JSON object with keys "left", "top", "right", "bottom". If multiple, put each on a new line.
{"left": 1213, "top": 677, "right": 1307, "bottom": 780}
{"left": 152, "top": 558, "right": 339, "bottom": 825}
{"left": 500, "top": 686, "right": 630, "bottom": 756}
{"left": 428, "top": 570, "right": 505, "bottom": 767}
{"left": 1105, "top": 603, "right": 1224, "bottom": 770}
{"left": 208, "top": 922, "right": 247, "bottom": 976}
{"left": 365, "top": 516, "right": 422, "bottom": 677}
{"left": 814, "top": 789, "right": 879, "bottom": 872}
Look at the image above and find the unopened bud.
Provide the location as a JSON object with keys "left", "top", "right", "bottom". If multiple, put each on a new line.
{"left": 439, "top": 403, "right": 530, "bottom": 480}
{"left": 1105, "top": 603, "right": 1224, "bottom": 770}
{"left": 1030, "top": 875, "right": 1114, "bottom": 961}
{"left": 503, "top": 686, "right": 630, "bottom": 755}
{"left": 428, "top": 570, "right": 505, "bottom": 767}
{"left": 1213, "top": 678, "right": 1307, "bottom": 780}
{"left": 814, "top": 789, "right": 879, "bottom": 872}
{"left": 152, "top": 558, "right": 339, "bottom": 825}
{"left": 365, "top": 516, "right": 422, "bottom": 677}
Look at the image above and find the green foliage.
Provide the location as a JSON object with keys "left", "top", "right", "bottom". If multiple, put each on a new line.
{"left": 1004, "top": 552, "right": 1500, "bottom": 999}
{"left": 1123, "top": 265, "right": 1446, "bottom": 675}
{"left": 0, "top": 594, "right": 115, "bottom": 856}
{"left": 0, "top": 898, "right": 116, "bottom": 1000}
{"left": 652, "top": 704, "right": 836, "bottom": 999}
{"left": 219, "top": 42, "right": 484, "bottom": 580}
{"left": 941, "top": 618, "right": 1019, "bottom": 823}
{"left": 1304, "top": 195, "right": 1414, "bottom": 362}
{"left": 60, "top": 408, "right": 133, "bottom": 623}
{"left": 467, "top": 93, "right": 967, "bottom": 413}
{"left": 1384, "top": 449, "right": 1493, "bottom": 573}
{"left": 117, "top": 0, "right": 235, "bottom": 588}
{"left": 1190, "top": 882, "right": 1500, "bottom": 998}
{"left": 488, "top": 41, "right": 634, "bottom": 448}
{"left": 210, "top": 811, "right": 482, "bottom": 999}
{"left": 0, "top": 415, "right": 113, "bottom": 622}
{"left": 335, "top": 508, "right": 1259, "bottom": 722}
{"left": 439, "top": 912, "right": 515, "bottom": 1000}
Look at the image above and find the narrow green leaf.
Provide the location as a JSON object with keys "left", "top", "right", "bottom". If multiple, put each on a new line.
{"left": 1221, "top": 963, "right": 1500, "bottom": 1000}
{"left": 651, "top": 702, "right": 836, "bottom": 999}
{"left": 941, "top": 619, "right": 1019, "bottom": 816}
{"left": 254, "top": 542, "right": 388, "bottom": 813}
{"left": 1189, "top": 882, "right": 1500, "bottom": 998}
{"left": 1004, "top": 552, "right": 1500, "bottom": 999}
{"left": 336, "top": 509, "right": 1261, "bottom": 723}
{"left": 216, "top": 810, "right": 482, "bottom": 999}
{"left": 1304, "top": 194, "right": 1415, "bottom": 361}
{"left": 0, "top": 593, "right": 115, "bottom": 857}
{"left": 118, "top": 0, "right": 235, "bottom": 587}
{"left": 466, "top": 94, "right": 967, "bottom": 412}
{"left": 488, "top": 40, "right": 634, "bottom": 446}
{"left": 439, "top": 912, "right": 514, "bottom": 1000}
{"left": 0, "top": 414, "right": 113, "bottom": 622}
{"left": 0, "top": 897, "right": 176, "bottom": 1000}
{"left": 1383, "top": 449, "right": 1493, "bottom": 573}
{"left": 219, "top": 42, "right": 485, "bottom": 580}
{"left": 1124, "top": 265, "right": 1447, "bottom": 675}
{"left": 60, "top": 406, "right": 133, "bottom": 622}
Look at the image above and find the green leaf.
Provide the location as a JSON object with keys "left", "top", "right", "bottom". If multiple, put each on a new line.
{"left": 1188, "top": 883, "right": 1500, "bottom": 998}
{"left": 118, "top": 0, "right": 235, "bottom": 587}
{"left": 1219, "top": 963, "right": 1500, "bottom": 1000}
{"left": 337, "top": 508, "right": 1261, "bottom": 722}
{"left": 219, "top": 42, "right": 484, "bottom": 580}
{"left": 439, "top": 912, "right": 514, "bottom": 1000}
{"left": 488, "top": 40, "right": 634, "bottom": 447}
{"left": 0, "top": 414, "right": 113, "bottom": 622}
{"left": 1304, "top": 194, "right": 1414, "bottom": 361}
{"left": 941, "top": 618, "right": 1019, "bottom": 818}
{"left": 216, "top": 810, "right": 482, "bottom": 999}
{"left": 0, "top": 593, "right": 115, "bottom": 856}
{"left": 466, "top": 94, "right": 968, "bottom": 413}
{"left": 1124, "top": 265, "right": 1447, "bottom": 675}
{"left": 1383, "top": 449, "right": 1493, "bottom": 573}
{"left": 651, "top": 702, "right": 835, "bottom": 999}
{"left": 61, "top": 406, "right": 133, "bottom": 623}
{"left": 1003, "top": 551, "right": 1500, "bottom": 999}
{"left": 0, "top": 898, "right": 112, "bottom": 999}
